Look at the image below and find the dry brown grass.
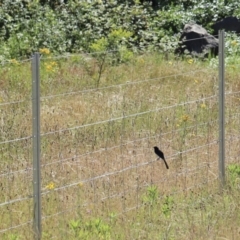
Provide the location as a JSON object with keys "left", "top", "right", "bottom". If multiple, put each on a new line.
{"left": 0, "top": 53, "right": 240, "bottom": 239}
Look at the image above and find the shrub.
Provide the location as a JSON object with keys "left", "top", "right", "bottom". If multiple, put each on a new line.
{"left": 0, "top": 0, "right": 240, "bottom": 61}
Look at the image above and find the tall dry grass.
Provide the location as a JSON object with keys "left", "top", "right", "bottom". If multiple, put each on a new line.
{"left": 0, "top": 52, "right": 240, "bottom": 239}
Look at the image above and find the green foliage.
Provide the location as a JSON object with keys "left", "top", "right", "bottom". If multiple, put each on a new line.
{"left": 161, "top": 195, "right": 174, "bottom": 217}
{"left": 69, "top": 217, "right": 112, "bottom": 239}
{"left": 0, "top": 0, "right": 240, "bottom": 61}
{"left": 89, "top": 28, "right": 134, "bottom": 86}
{"left": 210, "top": 32, "right": 240, "bottom": 68}
{"left": 2, "top": 234, "right": 19, "bottom": 240}
{"left": 224, "top": 33, "right": 240, "bottom": 66}
{"left": 142, "top": 186, "right": 174, "bottom": 217}
{"left": 190, "top": 0, "right": 235, "bottom": 31}
{"left": 225, "top": 33, "right": 240, "bottom": 56}
{"left": 69, "top": 219, "right": 81, "bottom": 238}
{"left": 108, "top": 212, "right": 117, "bottom": 225}
{"left": 143, "top": 185, "right": 159, "bottom": 206}
{"left": 90, "top": 28, "right": 133, "bottom": 63}
{"left": 227, "top": 164, "right": 240, "bottom": 188}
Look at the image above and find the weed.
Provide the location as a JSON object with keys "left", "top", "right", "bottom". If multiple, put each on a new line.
{"left": 142, "top": 185, "right": 159, "bottom": 206}
{"left": 227, "top": 164, "right": 240, "bottom": 188}
{"left": 161, "top": 195, "right": 174, "bottom": 217}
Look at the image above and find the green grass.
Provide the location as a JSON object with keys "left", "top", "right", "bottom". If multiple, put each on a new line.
{"left": 0, "top": 52, "right": 240, "bottom": 239}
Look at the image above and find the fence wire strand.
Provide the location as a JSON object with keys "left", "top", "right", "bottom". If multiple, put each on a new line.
{"left": 41, "top": 69, "right": 208, "bottom": 100}
{"left": 41, "top": 94, "right": 217, "bottom": 136}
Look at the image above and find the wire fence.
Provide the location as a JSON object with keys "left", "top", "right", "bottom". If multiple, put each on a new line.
{"left": 0, "top": 57, "right": 33, "bottom": 239}
{"left": 0, "top": 32, "right": 240, "bottom": 239}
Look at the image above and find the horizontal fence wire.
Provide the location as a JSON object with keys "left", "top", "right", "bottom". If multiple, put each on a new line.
{"left": 0, "top": 195, "right": 33, "bottom": 207}
{"left": 0, "top": 136, "right": 217, "bottom": 211}
{"left": 0, "top": 136, "right": 32, "bottom": 145}
{"left": 0, "top": 57, "right": 32, "bottom": 66}
{"left": 0, "top": 166, "right": 32, "bottom": 178}
{"left": 40, "top": 143, "right": 218, "bottom": 196}
{"left": 0, "top": 99, "right": 29, "bottom": 107}
{"left": 40, "top": 94, "right": 217, "bottom": 136}
{"left": 41, "top": 119, "right": 218, "bottom": 168}
{"left": 0, "top": 220, "right": 33, "bottom": 234}
{"left": 42, "top": 172, "right": 219, "bottom": 216}
{"left": 40, "top": 69, "right": 209, "bottom": 100}
{"left": 38, "top": 34, "right": 220, "bottom": 62}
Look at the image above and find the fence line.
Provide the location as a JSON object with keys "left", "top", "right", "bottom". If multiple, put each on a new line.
{"left": 0, "top": 92, "right": 222, "bottom": 148}
{"left": 0, "top": 32, "right": 233, "bottom": 65}
{"left": 0, "top": 136, "right": 32, "bottom": 145}
{"left": 0, "top": 157, "right": 218, "bottom": 221}
{"left": 43, "top": 173, "right": 218, "bottom": 214}
{"left": 41, "top": 49, "right": 120, "bottom": 60}
{"left": 38, "top": 34, "right": 216, "bottom": 61}
{"left": 111, "top": 175, "right": 219, "bottom": 221}
{"left": 2, "top": 32, "right": 240, "bottom": 239}
{"left": 39, "top": 173, "right": 219, "bottom": 230}
{"left": 32, "top": 53, "right": 42, "bottom": 240}
{"left": 225, "top": 90, "right": 240, "bottom": 96}
{"left": 0, "top": 99, "right": 29, "bottom": 106}
{"left": 0, "top": 137, "right": 218, "bottom": 235}
{"left": 42, "top": 121, "right": 218, "bottom": 168}
{"left": 0, "top": 167, "right": 32, "bottom": 178}
{"left": 180, "top": 35, "right": 219, "bottom": 43}
{"left": 40, "top": 147, "right": 218, "bottom": 197}
{"left": 0, "top": 68, "right": 211, "bottom": 105}
{"left": 0, "top": 57, "right": 32, "bottom": 66}
{"left": 0, "top": 220, "right": 33, "bottom": 234}
{"left": 41, "top": 94, "right": 218, "bottom": 136}
{"left": 0, "top": 195, "right": 32, "bottom": 207}
{"left": 40, "top": 69, "right": 208, "bottom": 100}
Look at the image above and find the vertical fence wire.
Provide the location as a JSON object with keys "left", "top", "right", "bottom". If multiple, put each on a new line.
{"left": 32, "top": 53, "right": 42, "bottom": 239}
{"left": 218, "top": 30, "right": 225, "bottom": 186}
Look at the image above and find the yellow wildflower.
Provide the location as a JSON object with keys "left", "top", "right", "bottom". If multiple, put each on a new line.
{"left": 79, "top": 182, "right": 84, "bottom": 187}
{"left": 200, "top": 103, "right": 206, "bottom": 109}
{"left": 137, "top": 57, "right": 145, "bottom": 64}
{"left": 181, "top": 115, "right": 189, "bottom": 122}
{"left": 188, "top": 59, "right": 194, "bottom": 64}
{"left": 39, "top": 48, "right": 50, "bottom": 55}
{"left": 46, "top": 182, "right": 55, "bottom": 190}
{"left": 10, "top": 59, "right": 19, "bottom": 65}
{"left": 44, "top": 61, "right": 57, "bottom": 73}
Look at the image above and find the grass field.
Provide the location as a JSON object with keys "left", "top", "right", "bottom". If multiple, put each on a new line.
{"left": 0, "top": 52, "right": 240, "bottom": 239}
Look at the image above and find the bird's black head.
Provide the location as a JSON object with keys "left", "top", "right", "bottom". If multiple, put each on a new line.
{"left": 153, "top": 146, "right": 158, "bottom": 150}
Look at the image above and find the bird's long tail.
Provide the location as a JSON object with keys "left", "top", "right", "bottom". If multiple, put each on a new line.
{"left": 163, "top": 159, "right": 169, "bottom": 169}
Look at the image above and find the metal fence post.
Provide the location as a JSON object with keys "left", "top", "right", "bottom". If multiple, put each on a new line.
{"left": 218, "top": 30, "right": 225, "bottom": 186}
{"left": 32, "top": 52, "right": 41, "bottom": 239}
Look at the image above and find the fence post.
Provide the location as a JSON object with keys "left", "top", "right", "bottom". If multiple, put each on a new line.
{"left": 32, "top": 53, "right": 41, "bottom": 239}
{"left": 218, "top": 30, "right": 225, "bottom": 186}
